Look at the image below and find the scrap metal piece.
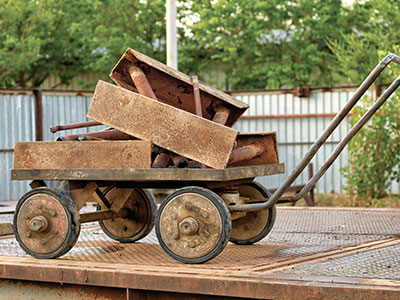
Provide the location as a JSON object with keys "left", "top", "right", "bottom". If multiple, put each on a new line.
{"left": 152, "top": 152, "right": 171, "bottom": 168}
{"left": 109, "top": 48, "right": 248, "bottom": 127}
{"left": 57, "top": 129, "right": 136, "bottom": 141}
{"left": 228, "top": 132, "right": 279, "bottom": 168}
{"left": 13, "top": 140, "right": 152, "bottom": 169}
{"left": 87, "top": 80, "right": 238, "bottom": 169}
{"left": 127, "top": 65, "right": 157, "bottom": 99}
{"left": 212, "top": 105, "right": 230, "bottom": 125}
{"left": 50, "top": 121, "right": 103, "bottom": 133}
{"left": 191, "top": 75, "right": 202, "bottom": 117}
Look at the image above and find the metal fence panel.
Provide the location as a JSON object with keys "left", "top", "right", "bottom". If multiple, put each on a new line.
{"left": 0, "top": 92, "right": 36, "bottom": 201}
{"left": 232, "top": 88, "right": 354, "bottom": 194}
{"left": 41, "top": 91, "right": 106, "bottom": 142}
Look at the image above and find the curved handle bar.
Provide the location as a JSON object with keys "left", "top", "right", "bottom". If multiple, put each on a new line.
{"left": 230, "top": 53, "right": 400, "bottom": 212}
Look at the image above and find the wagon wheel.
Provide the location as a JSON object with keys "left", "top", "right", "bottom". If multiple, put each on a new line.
{"left": 13, "top": 187, "right": 80, "bottom": 259}
{"left": 98, "top": 187, "right": 156, "bottom": 243}
{"left": 156, "top": 186, "right": 231, "bottom": 264}
{"left": 229, "top": 182, "right": 276, "bottom": 245}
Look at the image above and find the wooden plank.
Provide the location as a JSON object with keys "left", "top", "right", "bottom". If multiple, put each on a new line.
{"left": 109, "top": 48, "right": 248, "bottom": 127}
{"left": 10, "top": 164, "right": 285, "bottom": 182}
{"left": 13, "top": 140, "right": 152, "bottom": 169}
{"left": 87, "top": 80, "right": 238, "bottom": 169}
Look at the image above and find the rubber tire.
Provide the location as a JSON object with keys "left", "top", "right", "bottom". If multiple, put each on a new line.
{"left": 13, "top": 187, "right": 81, "bottom": 259}
{"left": 98, "top": 187, "right": 157, "bottom": 243}
{"left": 229, "top": 182, "right": 276, "bottom": 245}
{"left": 156, "top": 186, "right": 232, "bottom": 264}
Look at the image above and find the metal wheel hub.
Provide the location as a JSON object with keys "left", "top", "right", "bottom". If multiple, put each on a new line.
{"left": 179, "top": 217, "right": 199, "bottom": 235}
{"left": 159, "top": 193, "right": 222, "bottom": 259}
{"left": 29, "top": 216, "right": 48, "bottom": 232}
{"left": 16, "top": 193, "right": 68, "bottom": 254}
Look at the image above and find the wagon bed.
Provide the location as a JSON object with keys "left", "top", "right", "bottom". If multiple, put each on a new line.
{"left": 10, "top": 163, "right": 285, "bottom": 183}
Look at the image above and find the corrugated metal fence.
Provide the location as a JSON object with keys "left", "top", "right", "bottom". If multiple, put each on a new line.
{"left": 0, "top": 87, "right": 398, "bottom": 201}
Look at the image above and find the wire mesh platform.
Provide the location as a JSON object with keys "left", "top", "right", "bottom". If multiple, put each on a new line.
{"left": 1, "top": 207, "right": 400, "bottom": 299}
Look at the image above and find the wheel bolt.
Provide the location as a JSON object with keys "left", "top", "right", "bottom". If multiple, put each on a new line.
{"left": 204, "top": 231, "right": 210, "bottom": 237}
{"left": 41, "top": 240, "right": 46, "bottom": 245}
{"left": 244, "top": 225, "right": 250, "bottom": 230}
{"left": 185, "top": 203, "right": 192, "bottom": 210}
{"left": 189, "top": 241, "right": 195, "bottom": 248}
{"left": 50, "top": 211, "right": 56, "bottom": 217}
{"left": 202, "top": 212, "right": 209, "bottom": 218}
{"left": 171, "top": 214, "right": 177, "bottom": 220}
{"left": 173, "top": 233, "right": 178, "bottom": 240}
{"left": 26, "top": 232, "right": 31, "bottom": 238}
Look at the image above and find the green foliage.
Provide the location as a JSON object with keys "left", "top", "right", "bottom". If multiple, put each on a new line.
{"left": 88, "top": 0, "right": 167, "bottom": 79}
{"left": 329, "top": 0, "right": 400, "bottom": 84}
{"left": 345, "top": 77, "right": 399, "bottom": 201}
{"left": 0, "top": 0, "right": 167, "bottom": 88}
{"left": 0, "top": 0, "right": 99, "bottom": 88}
{"left": 341, "top": 93, "right": 400, "bottom": 202}
{"left": 179, "top": 0, "right": 358, "bottom": 90}
{"left": 330, "top": 0, "right": 400, "bottom": 202}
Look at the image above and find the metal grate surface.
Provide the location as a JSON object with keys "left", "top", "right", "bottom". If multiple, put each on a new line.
{"left": 1, "top": 208, "right": 400, "bottom": 271}
{"left": 279, "top": 242, "right": 400, "bottom": 279}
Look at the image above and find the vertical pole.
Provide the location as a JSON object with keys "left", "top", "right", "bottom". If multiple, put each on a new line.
{"left": 33, "top": 89, "right": 43, "bottom": 141}
{"left": 166, "top": 0, "right": 178, "bottom": 69}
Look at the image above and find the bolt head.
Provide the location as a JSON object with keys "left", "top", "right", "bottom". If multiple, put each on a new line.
{"left": 204, "top": 231, "right": 210, "bottom": 237}
{"left": 41, "top": 240, "right": 46, "bottom": 245}
{"left": 171, "top": 214, "right": 177, "bottom": 220}
{"left": 202, "top": 212, "right": 209, "bottom": 218}
{"left": 26, "top": 232, "right": 31, "bottom": 238}
{"left": 50, "top": 211, "right": 56, "bottom": 217}
{"left": 185, "top": 203, "right": 192, "bottom": 210}
{"left": 189, "top": 241, "right": 195, "bottom": 248}
{"left": 173, "top": 233, "right": 178, "bottom": 240}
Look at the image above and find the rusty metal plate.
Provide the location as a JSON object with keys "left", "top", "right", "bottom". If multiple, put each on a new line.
{"left": 228, "top": 132, "right": 279, "bottom": 168}
{"left": 110, "top": 48, "right": 248, "bottom": 127}
{"left": 10, "top": 164, "right": 285, "bottom": 182}
{"left": 13, "top": 140, "right": 152, "bottom": 169}
{"left": 158, "top": 192, "right": 223, "bottom": 259}
{"left": 87, "top": 80, "right": 238, "bottom": 169}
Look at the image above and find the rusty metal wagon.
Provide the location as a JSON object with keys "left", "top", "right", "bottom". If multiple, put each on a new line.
{"left": 10, "top": 53, "right": 400, "bottom": 264}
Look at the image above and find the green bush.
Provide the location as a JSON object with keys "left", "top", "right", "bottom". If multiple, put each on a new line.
{"left": 341, "top": 92, "right": 400, "bottom": 204}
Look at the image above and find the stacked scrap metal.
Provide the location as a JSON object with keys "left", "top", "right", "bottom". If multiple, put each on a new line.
{"left": 15, "top": 48, "right": 279, "bottom": 170}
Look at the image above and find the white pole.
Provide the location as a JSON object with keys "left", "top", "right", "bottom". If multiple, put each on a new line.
{"left": 166, "top": 0, "right": 178, "bottom": 70}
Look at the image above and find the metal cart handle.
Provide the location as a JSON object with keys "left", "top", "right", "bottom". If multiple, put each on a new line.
{"left": 229, "top": 53, "right": 400, "bottom": 212}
